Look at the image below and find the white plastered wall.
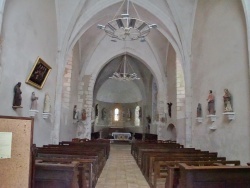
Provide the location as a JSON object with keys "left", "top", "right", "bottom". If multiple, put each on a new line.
{"left": 191, "top": 0, "right": 250, "bottom": 164}
{"left": 0, "top": 0, "right": 57, "bottom": 146}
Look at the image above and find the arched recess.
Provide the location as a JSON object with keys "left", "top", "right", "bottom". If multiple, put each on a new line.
{"left": 53, "top": 0, "right": 195, "bottom": 144}
{"left": 65, "top": 0, "right": 192, "bottom": 146}
{"left": 85, "top": 48, "right": 166, "bottom": 94}
{"left": 166, "top": 124, "right": 177, "bottom": 141}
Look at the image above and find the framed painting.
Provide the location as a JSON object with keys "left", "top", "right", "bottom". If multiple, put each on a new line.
{"left": 26, "top": 57, "right": 51, "bottom": 90}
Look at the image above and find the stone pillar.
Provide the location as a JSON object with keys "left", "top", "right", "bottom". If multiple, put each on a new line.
{"left": 62, "top": 53, "right": 73, "bottom": 109}
{"left": 176, "top": 59, "right": 185, "bottom": 118}
{"left": 76, "top": 75, "right": 95, "bottom": 139}
{"left": 52, "top": 53, "right": 64, "bottom": 144}
{"left": 157, "top": 92, "right": 167, "bottom": 140}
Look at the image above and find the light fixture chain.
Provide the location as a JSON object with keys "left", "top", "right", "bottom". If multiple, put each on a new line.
{"left": 127, "top": 0, "right": 130, "bottom": 15}
{"left": 126, "top": 56, "right": 137, "bottom": 74}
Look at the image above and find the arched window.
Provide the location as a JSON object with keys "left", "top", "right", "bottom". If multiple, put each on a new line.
{"left": 135, "top": 106, "right": 140, "bottom": 126}
{"left": 114, "top": 108, "right": 119, "bottom": 121}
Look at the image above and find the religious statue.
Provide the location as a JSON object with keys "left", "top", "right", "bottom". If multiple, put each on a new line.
{"left": 207, "top": 90, "right": 215, "bottom": 114}
{"left": 102, "top": 108, "right": 107, "bottom": 120}
{"left": 82, "top": 109, "right": 87, "bottom": 121}
{"left": 73, "top": 105, "right": 77, "bottom": 119}
{"left": 43, "top": 93, "right": 51, "bottom": 113}
{"left": 167, "top": 102, "right": 173, "bottom": 117}
{"left": 223, "top": 89, "right": 233, "bottom": 112}
{"left": 146, "top": 115, "right": 151, "bottom": 133}
{"left": 13, "top": 82, "right": 22, "bottom": 108}
{"left": 197, "top": 103, "right": 202, "bottom": 117}
{"left": 95, "top": 104, "right": 98, "bottom": 117}
{"left": 30, "top": 92, "right": 38, "bottom": 110}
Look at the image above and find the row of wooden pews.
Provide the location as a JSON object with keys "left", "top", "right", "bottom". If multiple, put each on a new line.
{"left": 131, "top": 140, "right": 250, "bottom": 188}
{"left": 33, "top": 138, "right": 110, "bottom": 188}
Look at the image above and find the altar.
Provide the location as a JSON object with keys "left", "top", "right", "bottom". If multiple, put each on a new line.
{"left": 111, "top": 132, "right": 131, "bottom": 141}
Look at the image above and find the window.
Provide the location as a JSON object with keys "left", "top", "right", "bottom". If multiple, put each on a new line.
{"left": 114, "top": 108, "right": 119, "bottom": 121}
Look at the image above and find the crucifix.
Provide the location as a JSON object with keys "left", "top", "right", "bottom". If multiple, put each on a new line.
{"left": 167, "top": 102, "right": 173, "bottom": 117}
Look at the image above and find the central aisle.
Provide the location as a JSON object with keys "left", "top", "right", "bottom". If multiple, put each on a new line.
{"left": 96, "top": 143, "right": 150, "bottom": 188}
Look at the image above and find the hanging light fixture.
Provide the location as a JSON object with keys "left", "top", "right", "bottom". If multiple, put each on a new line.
{"left": 97, "top": 0, "right": 157, "bottom": 41}
{"left": 109, "top": 54, "right": 140, "bottom": 81}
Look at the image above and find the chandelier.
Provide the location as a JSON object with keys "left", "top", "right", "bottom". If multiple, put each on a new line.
{"left": 109, "top": 54, "right": 140, "bottom": 81}
{"left": 97, "top": 0, "right": 157, "bottom": 41}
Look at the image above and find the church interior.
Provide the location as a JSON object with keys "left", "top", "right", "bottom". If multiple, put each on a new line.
{"left": 1, "top": 0, "right": 250, "bottom": 187}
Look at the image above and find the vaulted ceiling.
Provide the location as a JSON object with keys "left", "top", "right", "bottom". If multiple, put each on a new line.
{"left": 55, "top": 0, "right": 198, "bottom": 85}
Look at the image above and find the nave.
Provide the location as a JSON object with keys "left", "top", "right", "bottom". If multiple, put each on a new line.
{"left": 96, "top": 143, "right": 150, "bottom": 188}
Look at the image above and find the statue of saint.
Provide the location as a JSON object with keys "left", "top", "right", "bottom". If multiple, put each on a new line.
{"left": 82, "top": 109, "right": 87, "bottom": 120}
{"left": 197, "top": 103, "right": 202, "bottom": 117}
{"left": 43, "top": 93, "right": 51, "bottom": 113}
{"left": 95, "top": 104, "right": 98, "bottom": 117}
{"left": 73, "top": 105, "right": 77, "bottom": 119}
{"left": 30, "top": 92, "right": 38, "bottom": 110}
{"left": 207, "top": 90, "right": 215, "bottom": 114}
{"left": 146, "top": 115, "right": 151, "bottom": 133}
{"left": 223, "top": 89, "right": 233, "bottom": 112}
{"left": 167, "top": 102, "right": 173, "bottom": 117}
{"left": 13, "top": 82, "right": 22, "bottom": 107}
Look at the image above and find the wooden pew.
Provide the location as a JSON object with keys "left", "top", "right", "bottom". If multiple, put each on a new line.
{"left": 178, "top": 163, "right": 250, "bottom": 188}
{"left": 134, "top": 133, "right": 143, "bottom": 140}
{"left": 144, "top": 133, "right": 158, "bottom": 141}
{"left": 36, "top": 158, "right": 95, "bottom": 188}
{"left": 34, "top": 161, "right": 79, "bottom": 188}
{"left": 60, "top": 140, "right": 110, "bottom": 159}
{"left": 132, "top": 143, "right": 184, "bottom": 162}
{"left": 37, "top": 147, "right": 105, "bottom": 176}
{"left": 144, "top": 153, "right": 224, "bottom": 182}
{"left": 35, "top": 140, "right": 110, "bottom": 187}
{"left": 161, "top": 160, "right": 241, "bottom": 188}
{"left": 131, "top": 140, "right": 182, "bottom": 156}
{"left": 42, "top": 145, "right": 107, "bottom": 161}
{"left": 130, "top": 142, "right": 229, "bottom": 187}
{"left": 144, "top": 155, "right": 225, "bottom": 186}
{"left": 140, "top": 149, "right": 206, "bottom": 171}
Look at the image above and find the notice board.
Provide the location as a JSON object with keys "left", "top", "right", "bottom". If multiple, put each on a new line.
{"left": 0, "top": 116, "right": 34, "bottom": 188}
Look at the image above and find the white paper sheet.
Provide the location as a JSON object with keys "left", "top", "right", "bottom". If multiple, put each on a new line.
{"left": 0, "top": 132, "right": 12, "bottom": 159}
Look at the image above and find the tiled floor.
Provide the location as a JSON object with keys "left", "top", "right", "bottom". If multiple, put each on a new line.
{"left": 96, "top": 143, "right": 150, "bottom": 188}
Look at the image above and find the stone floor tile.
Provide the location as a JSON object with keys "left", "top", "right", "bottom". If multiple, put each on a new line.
{"left": 96, "top": 144, "right": 149, "bottom": 188}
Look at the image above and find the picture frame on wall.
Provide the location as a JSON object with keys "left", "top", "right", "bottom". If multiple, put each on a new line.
{"left": 25, "top": 57, "right": 51, "bottom": 90}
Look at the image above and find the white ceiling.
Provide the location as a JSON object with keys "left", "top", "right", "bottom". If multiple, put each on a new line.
{"left": 96, "top": 79, "right": 142, "bottom": 103}
{"left": 54, "top": 0, "right": 198, "bottom": 100}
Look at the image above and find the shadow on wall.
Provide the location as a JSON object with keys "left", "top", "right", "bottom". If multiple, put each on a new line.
{"left": 166, "top": 124, "right": 177, "bottom": 141}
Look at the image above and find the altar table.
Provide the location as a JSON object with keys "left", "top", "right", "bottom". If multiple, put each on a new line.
{"left": 111, "top": 132, "right": 131, "bottom": 140}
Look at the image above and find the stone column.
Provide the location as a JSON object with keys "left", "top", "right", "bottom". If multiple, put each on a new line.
{"left": 157, "top": 92, "right": 167, "bottom": 140}
{"left": 52, "top": 54, "right": 64, "bottom": 144}
{"left": 76, "top": 75, "right": 95, "bottom": 139}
